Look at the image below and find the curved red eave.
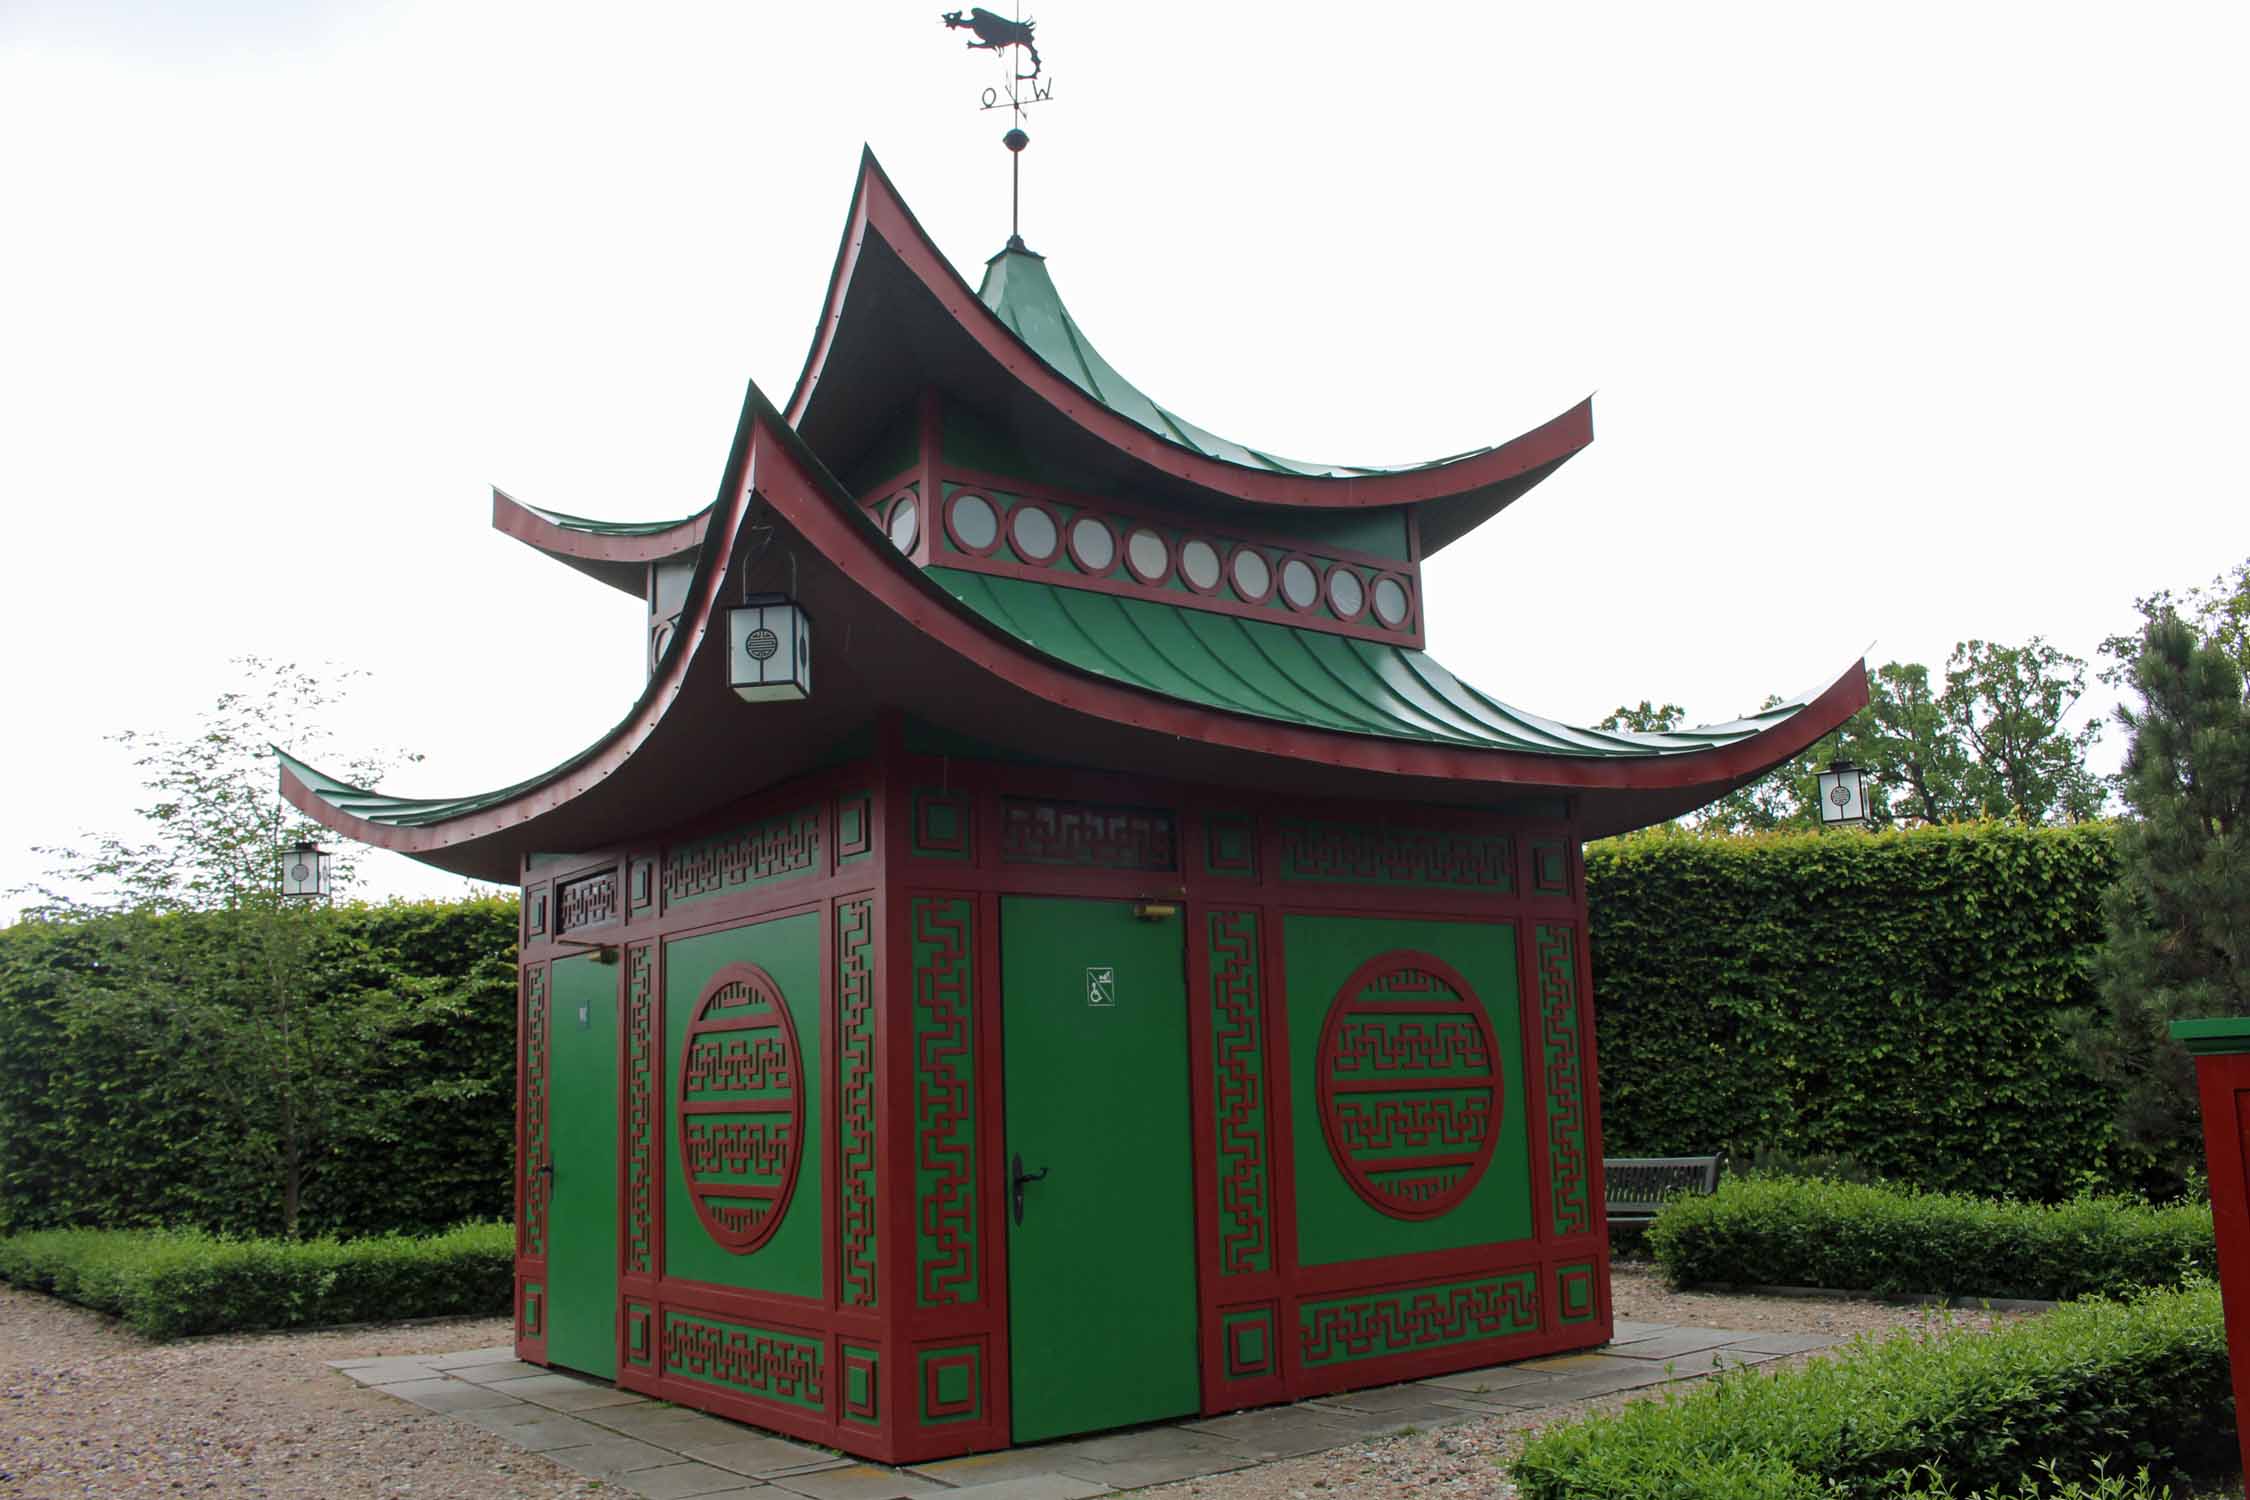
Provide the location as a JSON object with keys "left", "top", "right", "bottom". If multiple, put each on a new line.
{"left": 281, "top": 382, "right": 1870, "bottom": 879}
{"left": 492, "top": 488, "right": 714, "bottom": 595}
{"left": 784, "top": 149, "right": 1595, "bottom": 514}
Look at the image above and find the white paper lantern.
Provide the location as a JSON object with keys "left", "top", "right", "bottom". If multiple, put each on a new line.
{"left": 1816, "top": 760, "right": 1869, "bottom": 828}
{"left": 280, "top": 840, "right": 331, "bottom": 900}
{"left": 728, "top": 595, "right": 812, "bottom": 703}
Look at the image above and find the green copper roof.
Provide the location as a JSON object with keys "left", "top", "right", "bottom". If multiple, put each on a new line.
{"left": 276, "top": 746, "right": 554, "bottom": 828}
{"left": 519, "top": 499, "right": 707, "bottom": 538}
{"left": 977, "top": 250, "right": 1493, "bottom": 481}
{"left": 927, "top": 568, "right": 1812, "bottom": 757}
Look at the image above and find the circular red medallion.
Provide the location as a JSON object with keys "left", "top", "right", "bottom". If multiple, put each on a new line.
{"left": 1316, "top": 951, "right": 1500, "bottom": 1221}
{"left": 677, "top": 962, "right": 803, "bottom": 1253}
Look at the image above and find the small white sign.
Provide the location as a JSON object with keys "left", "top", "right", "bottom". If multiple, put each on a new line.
{"left": 1086, "top": 966, "right": 1116, "bottom": 1008}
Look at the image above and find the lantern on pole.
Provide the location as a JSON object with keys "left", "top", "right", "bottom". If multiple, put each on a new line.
{"left": 280, "top": 839, "right": 332, "bottom": 900}
{"left": 1815, "top": 759, "right": 1869, "bottom": 829}
{"left": 728, "top": 593, "right": 812, "bottom": 702}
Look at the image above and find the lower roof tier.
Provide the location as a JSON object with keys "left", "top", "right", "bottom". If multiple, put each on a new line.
{"left": 280, "top": 381, "right": 1868, "bottom": 881}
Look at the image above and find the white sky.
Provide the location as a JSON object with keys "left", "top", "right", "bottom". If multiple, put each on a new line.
{"left": 2, "top": 1, "right": 2243, "bottom": 920}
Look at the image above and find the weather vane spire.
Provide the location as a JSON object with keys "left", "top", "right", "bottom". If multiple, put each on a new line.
{"left": 939, "top": 6, "right": 1053, "bottom": 252}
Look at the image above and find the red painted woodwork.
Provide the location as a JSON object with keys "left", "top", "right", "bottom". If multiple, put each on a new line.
{"left": 2182, "top": 1045, "right": 2250, "bottom": 1492}
{"left": 511, "top": 745, "right": 1616, "bottom": 1465}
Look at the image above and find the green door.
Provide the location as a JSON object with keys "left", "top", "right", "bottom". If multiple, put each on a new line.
{"left": 547, "top": 953, "right": 619, "bottom": 1379}
{"left": 1001, "top": 897, "right": 1199, "bottom": 1443}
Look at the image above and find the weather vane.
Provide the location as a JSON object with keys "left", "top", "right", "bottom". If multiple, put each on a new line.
{"left": 939, "top": 7, "right": 1052, "bottom": 251}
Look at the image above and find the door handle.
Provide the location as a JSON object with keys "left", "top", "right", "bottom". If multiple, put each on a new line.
{"left": 1011, "top": 1152, "right": 1049, "bottom": 1226}
{"left": 537, "top": 1163, "right": 554, "bottom": 1199}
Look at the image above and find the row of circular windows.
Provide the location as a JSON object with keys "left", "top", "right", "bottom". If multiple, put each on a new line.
{"left": 883, "top": 489, "right": 1416, "bottom": 630}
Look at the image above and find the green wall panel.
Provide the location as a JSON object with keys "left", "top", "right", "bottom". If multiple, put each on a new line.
{"left": 664, "top": 912, "right": 824, "bottom": 1299}
{"left": 1283, "top": 915, "right": 1529, "bottom": 1267}
{"left": 661, "top": 1309, "right": 825, "bottom": 1412}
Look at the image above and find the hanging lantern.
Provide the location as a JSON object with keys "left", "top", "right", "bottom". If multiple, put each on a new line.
{"left": 728, "top": 593, "right": 811, "bottom": 702}
{"left": 280, "top": 839, "right": 332, "bottom": 899}
{"left": 1816, "top": 759, "right": 1869, "bottom": 829}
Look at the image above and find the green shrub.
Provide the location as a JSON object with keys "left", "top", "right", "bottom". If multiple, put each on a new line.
{"left": 1512, "top": 1282, "right": 2232, "bottom": 1500}
{"left": 0, "top": 1223, "right": 513, "bottom": 1339}
{"left": 0, "top": 898, "right": 518, "bottom": 1238}
{"left": 1588, "top": 822, "right": 2121, "bottom": 1201}
{"left": 1647, "top": 1176, "right": 2214, "bottom": 1301}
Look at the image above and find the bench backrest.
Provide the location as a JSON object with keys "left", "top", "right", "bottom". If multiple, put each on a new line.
{"left": 1603, "top": 1155, "right": 1722, "bottom": 1217}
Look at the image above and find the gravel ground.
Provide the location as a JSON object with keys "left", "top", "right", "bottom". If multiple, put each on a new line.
{"left": 0, "top": 1266, "right": 2029, "bottom": 1499}
{"left": 0, "top": 1287, "right": 598, "bottom": 1499}
{"left": 1137, "top": 1264, "right": 2039, "bottom": 1500}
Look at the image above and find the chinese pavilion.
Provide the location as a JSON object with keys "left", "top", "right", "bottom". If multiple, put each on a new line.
{"left": 282, "top": 151, "right": 1867, "bottom": 1464}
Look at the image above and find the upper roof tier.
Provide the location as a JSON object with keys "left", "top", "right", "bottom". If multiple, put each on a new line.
{"left": 784, "top": 152, "right": 1593, "bottom": 555}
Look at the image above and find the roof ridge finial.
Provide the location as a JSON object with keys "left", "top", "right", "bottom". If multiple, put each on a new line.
{"left": 938, "top": 5, "right": 1053, "bottom": 253}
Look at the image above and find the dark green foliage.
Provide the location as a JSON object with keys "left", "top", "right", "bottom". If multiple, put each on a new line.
{"left": 1589, "top": 822, "right": 2122, "bottom": 1200}
{"left": 1513, "top": 1282, "right": 2233, "bottom": 1500}
{"left": 1647, "top": 1176, "right": 2214, "bottom": 1300}
{"left": 2079, "top": 611, "right": 2250, "bottom": 1197}
{"left": 0, "top": 898, "right": 518, "bottom": 1239}
{"left": 0, "top": 1223, "right": 513, "bottom": 1340}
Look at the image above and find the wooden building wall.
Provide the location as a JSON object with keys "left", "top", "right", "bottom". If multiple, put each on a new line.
{"left": 511, "top": 735, "right": 1610, "bottom": 1464}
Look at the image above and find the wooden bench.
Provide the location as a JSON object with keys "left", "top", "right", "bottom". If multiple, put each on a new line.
{"left": 1604, "top": 1155, "right": 1722, "bottom": 1227}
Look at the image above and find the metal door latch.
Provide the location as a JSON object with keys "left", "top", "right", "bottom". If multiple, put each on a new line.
{"left": 1010, "top": 1152, "right": 1049, "bottom": 1226}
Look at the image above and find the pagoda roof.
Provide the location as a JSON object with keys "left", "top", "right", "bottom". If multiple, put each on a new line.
{"left": 786, "top": 152, "right": 1593, "bottom": 553}
{"left": 281, "top": 364, "right": 1867, "bottom": 881}
{"left": 491, "top": 488, "right": 711, "bottom": 596}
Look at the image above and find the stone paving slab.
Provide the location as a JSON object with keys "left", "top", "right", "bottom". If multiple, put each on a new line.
{"left": 547, "top": 1434, "right": 688, "bottom": 1478}
{"left": 381, "top": 1376, "right": 528, "bottom": 1414}
{"left": 942, "top": 1477, "right": 1115, "bottom": 1499}
{"left": 425, "top": 1344, "right": 518, "bottom": 1369}
{"left": 679, "top": 1434, "right": 854, "bottom": 1479}
{"left": 764, "top": 1462, "right": 953, "bottom": 1498}
{"left": 452, "top": 1358, "right": 550, "bottom": 1384}
{"left": 335, "top": 1356, "right": 446, "bottom": 1385}
{"left": 459, "top": 1410, "right": 619, "bottom": 1450}
{"left": 351, "top": 1319, "right": 1838, "bottom": 1497}
{"left": 618, "top": 1464, "right": 777, "bottom": 1499}
{"left": 485, "top": 1371, "right": 651, "bottom": 1411}
{"left": 1602, "top": 1328, "right": 1760, "bottom": 1361}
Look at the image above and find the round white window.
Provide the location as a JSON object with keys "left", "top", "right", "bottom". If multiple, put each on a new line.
{"left": 1010, "top": 504, "right": 1058, "bottom": 562}
{"left": 1279, "top": 558, "right": 1319, "bottom": 610}
{"left": 1126, "top": 528, "right": 1169, "bottom": 582}
{"left": 1372, "top": 576, "right": 1410, "bottom": 627}
{"left": 1230, "top": 548, "right": 1272, "bottom": 601}
{"left": 1328, "top": 567, "right": 1365, "bottom": 618}
{"left": 949, "top": 493, "right": 998, "bottom": 551}
{"left": 887, "top": 497, "right": 919, "bottom": 553}
{"left": 1180, "top": 539, "right": 1221, "bottom": 591}
{"left": 1070, "top": 516, "right": 1116, "bottom": 573}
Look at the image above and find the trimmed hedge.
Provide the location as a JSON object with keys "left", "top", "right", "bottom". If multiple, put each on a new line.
{"left": 1512, "top": 1281, "right": 2232, "bottom": 1500}
{"left": 0, "top": 1223, "right": 514, "bottom": 1340}
{"left": 1648, "top": 1176, "right": 2215, "bottom": 1301}
{"left": 1589, "top": 822, "right": 2122, "bottom": 1201}
{"left": 0, "top": 899, "right": 518, "bottom": 1238}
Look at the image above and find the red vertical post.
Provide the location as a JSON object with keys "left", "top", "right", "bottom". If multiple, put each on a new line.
{"left": 2172, "top": 1017, "right": 2250, "bottom": 1495}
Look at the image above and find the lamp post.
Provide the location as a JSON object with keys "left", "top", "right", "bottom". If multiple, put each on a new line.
{"left": 280, "top": 839, "right": 331, "bottom": 901}
{"left": 1815, "top": 759, "right": 1869, "bottom": 830}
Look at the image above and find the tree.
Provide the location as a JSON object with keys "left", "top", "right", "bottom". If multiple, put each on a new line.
{"left": 19, "top": 659, "right": 424, "bottom": 1235}
{"left": 2078, "top": 609, "right": 2250, "bottom": 1195}
{"left": 1598, "top": 701, "right": 1687, "bottom": 734}
{"left": 2102, "top": 557, "right": 2250, "bottom": 689}
{"left": 1679, "top": 638, "right": 2107, "bottom": 836}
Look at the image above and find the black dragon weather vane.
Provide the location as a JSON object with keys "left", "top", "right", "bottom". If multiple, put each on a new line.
{"left": 939, "top": 7, "right": 1052, "bottom": 250}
